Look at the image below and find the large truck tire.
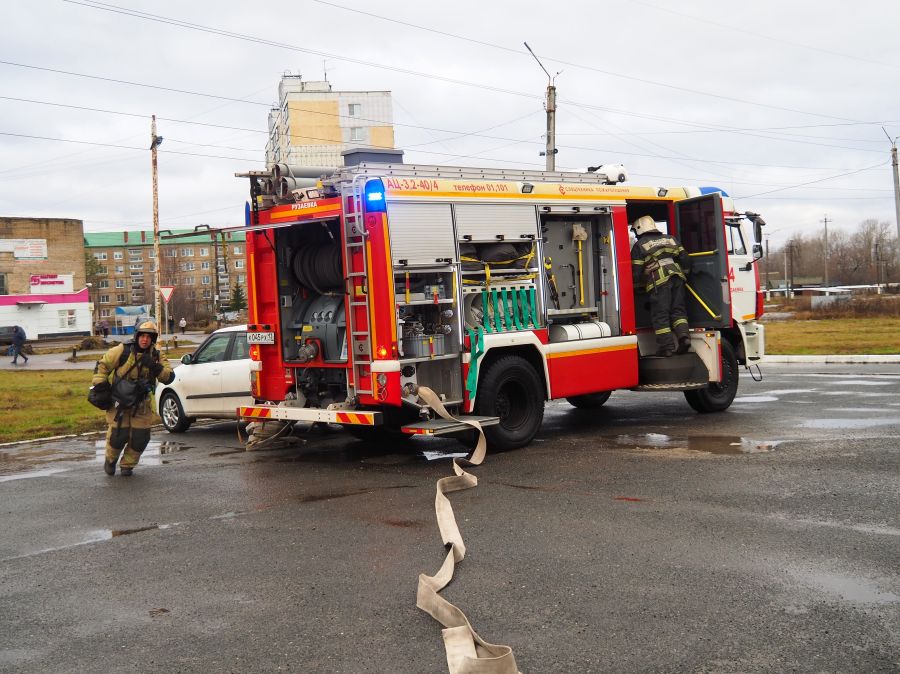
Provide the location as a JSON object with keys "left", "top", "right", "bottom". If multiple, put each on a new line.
{"left": 684, "top": 339, "right": 739, "bottom": 413}
{"left": 475, "top": 354, "right": 544, "bottom": 450}
{"left": 567, "top": 390, "right": 612, "bottom": 409}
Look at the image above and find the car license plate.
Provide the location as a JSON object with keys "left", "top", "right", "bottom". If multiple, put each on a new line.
{"left": 247, "top": 331, "right": 275, "bottom": 345}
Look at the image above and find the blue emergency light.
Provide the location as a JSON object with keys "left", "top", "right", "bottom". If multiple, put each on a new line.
{"left": 364, "top": 178, "right": 387, "bottom": 212}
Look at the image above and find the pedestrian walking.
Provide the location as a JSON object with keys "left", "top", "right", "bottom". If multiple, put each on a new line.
{"left": 179, "top": 317, "right": 186, "bottom": 334}
{"left": 91, "top": 320, "right": 174, "bottom": 477}
{"left": 10, "top": 325, "right": 28, "bottom": 365}
{"left": 630, "top": 216, "right": 692, "bottom": 357}
{"left": 101, "top": 320, "right": 109, "bottom": 338}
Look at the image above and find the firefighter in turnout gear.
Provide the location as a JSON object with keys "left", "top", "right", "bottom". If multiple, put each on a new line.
{"left": 630, "top": 216, "right": 692, "bottom": 357}
{"left": 92, "top": 320, "right": 175, "bottom": 476}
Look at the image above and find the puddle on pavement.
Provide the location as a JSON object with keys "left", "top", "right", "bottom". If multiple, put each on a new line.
{"left": 0, "top": 444, "right": 94, "bottom": 480}
{"left": 801, "top": 418, "right": 898, "bottom": 429}
{"left": 790, "top": 568, "right": 900, "bottom": 605}
{"left": 732, "top": 395, "right": 779, "bottom": 403}
{"left": 93, "top": 439, "right": 193, "bottom": 467}
{"left": 613, "top": 434, "right": 780, "bottom": 455}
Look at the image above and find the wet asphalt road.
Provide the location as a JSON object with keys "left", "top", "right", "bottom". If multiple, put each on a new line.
{"left": 1, "top": 363, "right": 898, "bottom": 673}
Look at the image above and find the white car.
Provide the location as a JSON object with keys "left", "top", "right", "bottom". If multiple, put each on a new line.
{"left": 155, "top": 324, "right": 254, "bottom": 432}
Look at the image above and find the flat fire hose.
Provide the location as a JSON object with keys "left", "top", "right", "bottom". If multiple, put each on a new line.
{"left": 415, "top": 386, "right": 521, "bottom": 674}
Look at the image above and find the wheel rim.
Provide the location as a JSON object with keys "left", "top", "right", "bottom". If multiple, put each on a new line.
{"left": 161, "top": 396, "right": 180, "bottom": 428}
{"left": 495, "top": 379, "right": 529, "bottom": 431}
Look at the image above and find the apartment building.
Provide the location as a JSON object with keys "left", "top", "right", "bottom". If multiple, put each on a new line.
{"left": 83, "top": 229, "right": 247, "bottom": 323}
{"left": 265, "top": 75, "right": 394, "bottom": 168}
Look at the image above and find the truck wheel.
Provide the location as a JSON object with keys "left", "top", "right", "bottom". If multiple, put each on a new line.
{"left": 567, "top": 391, "right": 612, "bottom": 409}
{"left": 684, "top": 340, "right": 739, "bottom": 413}
{"left": 475, "top": 355, "right": 544, "bottom": 450}
{"left": 160, "top": 391, "right": 192, "bottom": 432}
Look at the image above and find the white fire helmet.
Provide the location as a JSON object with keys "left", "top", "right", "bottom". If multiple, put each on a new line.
{"left": 631, "top": 215, "right": 659, "bottom": 236}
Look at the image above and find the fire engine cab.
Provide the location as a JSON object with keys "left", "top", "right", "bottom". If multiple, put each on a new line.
{"left": 234, "top": 155, "right": 765, "bottom": 450}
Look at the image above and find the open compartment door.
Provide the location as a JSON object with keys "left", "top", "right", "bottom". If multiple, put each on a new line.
{"left": 675, "top": 194, "right": 730, "bottom": 329}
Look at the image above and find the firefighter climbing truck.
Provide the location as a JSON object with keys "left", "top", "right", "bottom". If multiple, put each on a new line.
{"left": 234, "top": 160, "right": 766, "bottom": 450}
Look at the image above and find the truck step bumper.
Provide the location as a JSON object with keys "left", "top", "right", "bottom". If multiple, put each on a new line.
{"left": 238, "top": 405, "right": 383, "bottom": 426}
{"left": 401, "top": 415, "right": 499, "bottom": 436}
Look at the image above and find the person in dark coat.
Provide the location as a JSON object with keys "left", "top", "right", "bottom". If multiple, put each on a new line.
{"left": 630, "top": 216, "right": 692, "bottom": 357}
{"left": 10, "top": 325, "right": 28, "bottom": 365}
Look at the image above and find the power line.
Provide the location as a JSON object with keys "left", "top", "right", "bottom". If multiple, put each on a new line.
{"left": 737, "top": 161, "right": 890, "bottom": 199}
{"left": 305, "top": 0, "right": 870, "bottom": 123}
{"left": 63, "top": 0, "right": 866, "bottom": 124}
{"left": 631, "top": 0, "right": 900, "bottom": 72}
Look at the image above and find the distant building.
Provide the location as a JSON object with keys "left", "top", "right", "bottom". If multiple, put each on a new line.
{"left": 265, "top": 75, "right": 395, "bottom": 168}
{"left": 83, "top": 229, "right": 247, "bottom": 327}
{"left": 0, "top": 217, "right": 90, "bottom": 339}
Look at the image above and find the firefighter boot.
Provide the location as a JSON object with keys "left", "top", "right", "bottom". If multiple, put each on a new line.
{"left": 676, "top": 335, "right": 691, "bottom": 354}
{"left": 103, "top": 459, "right": 116, "bottom": 476}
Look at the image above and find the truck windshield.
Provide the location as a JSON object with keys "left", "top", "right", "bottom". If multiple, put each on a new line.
{"left": 726, "top": 221, "right": 747, "bottom": 255}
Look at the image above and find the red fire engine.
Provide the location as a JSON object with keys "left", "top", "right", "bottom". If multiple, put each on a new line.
{"left": 233, "top": 156, "right": 766, "bottom": 450}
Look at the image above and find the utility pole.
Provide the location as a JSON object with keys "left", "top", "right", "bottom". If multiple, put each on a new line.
{"left": 524, "top": 42, "right": 558, "bottom": 171}
{"left": 821, "top": 214, "right": 830, "bottom": 289}
{"left": 151, "top": 115, "right": 163, "bottom": 329}
{"left": 885, "top": 129, "right": 900, "bottom": 269}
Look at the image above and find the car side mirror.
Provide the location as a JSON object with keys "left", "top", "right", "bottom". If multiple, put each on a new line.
{"left": 181, "top": 354, "right": 192, "bottom": 365}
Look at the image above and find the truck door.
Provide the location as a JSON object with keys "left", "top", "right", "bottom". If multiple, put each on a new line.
{"left": 674, "top": 194, "right": 730, "bottom": 329}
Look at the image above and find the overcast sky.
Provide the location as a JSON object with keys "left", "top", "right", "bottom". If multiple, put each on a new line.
{"left": 2, "top": 1, "right": 899, "bottom": 247}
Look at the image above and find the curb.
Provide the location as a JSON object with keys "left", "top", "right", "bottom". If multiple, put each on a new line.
{"left": 762, "top": 355, "right": 900, "bottom": 364}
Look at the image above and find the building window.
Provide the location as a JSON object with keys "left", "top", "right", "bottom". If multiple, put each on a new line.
{"left": 200, "top": 247, "right": 209, "bottom": 257}
{"left": 149, "top": 250, "right": 156, "bottom": 258}
{"left": 115, "top": 280, "right": 125, "bottom": 289}
{"left": 185, "top": 262, "right": 195, "bottom": 271}
{"left": 184, "top": 277, "right": 195, "bottom": 285}
{"left": 237, "top": 274, "right": 246, "bottom": 284}
{"left": 348, "top": 103, "right": 361, "bottom": 117}
{"left": 97, "top": 266, "right": 108, "bottom": 275}
{"left": 100, "top": 309, "right": 111, "bottom": 318}
{"left": 115, "top": 265, "right": 124, "bottom": 274}
{"left": 100, "top": 295, "right": 110, "bottom": 304}
{"left": 201, "top": 275, "right": 211, "bottom": 285}
{"left": 189, "top": 290, "right": 197, "bottom": 300}
{"left": 116, "top": 294, "right": 126, "bottom": 303}
{"left": 98, "top": 280, "right": 110, "bottom": 289}
{"left": 234, "top": 260, "right": 245, "bottom": 269}
{"left": 93, "top": 252, "right": 107, "bottom": 261}
{"left": 129, "top": 264, "right": 143, "bottom": 271}
{"left": 165, "top": 248, "right": 177, "bottom": 257}
{"left": 0, "top": 273, "right": 8, "bottom": 295}
{"left": 350, "top": 127, "right": 363, "bottom": 142}
{"left": 181, "top": 247, "right": 194, "bottom": 257}
{"left": 233, "top": 245, "right": 242, "bottom": 255}
{"left": 201, "top": 261, "right": 210, "bottom": 270}
{"left": 58, "top": 310, "right": 76, "bottom": 329}
{"left": 202, "top": 289, "right": 211, "bottom": 299}
{"left": 114, "top": 251, "right": 123, "bottom": 260}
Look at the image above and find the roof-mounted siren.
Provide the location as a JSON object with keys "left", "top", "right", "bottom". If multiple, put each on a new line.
{"left": 587, "top": 163, "right": 628, "bottom": 185}
{"left": 363, "top": 178, "right": 387, "bottom": 213}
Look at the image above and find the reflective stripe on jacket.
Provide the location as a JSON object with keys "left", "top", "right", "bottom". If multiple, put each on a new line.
{"left": 631, "top": 232, "right": 691, "bottom": 292}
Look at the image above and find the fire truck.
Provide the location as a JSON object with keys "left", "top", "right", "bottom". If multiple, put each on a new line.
{"left": 233, "top": 154, "right": 766, "bottom": 450}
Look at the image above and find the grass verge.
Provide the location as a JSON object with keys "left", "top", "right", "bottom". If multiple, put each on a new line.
{"left": 764, "top": 317, "right": 900, "bottom": 355}
{"left": 0, "top": 370, "right": 109, "bottom": 444}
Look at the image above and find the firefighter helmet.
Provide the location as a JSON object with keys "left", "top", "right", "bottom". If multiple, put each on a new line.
{"left": 631, "top": 215, "right": 659, "bottom": 237}
{"left": 135, "top": 320, "right": 159, "bottom": 343}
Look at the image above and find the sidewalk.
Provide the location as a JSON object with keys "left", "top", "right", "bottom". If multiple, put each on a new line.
{"left": 1, "top": 331, "right": 207, "bottom": 371}
{"left": 763, "top": 354, "right": 900, "bottom": 364}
